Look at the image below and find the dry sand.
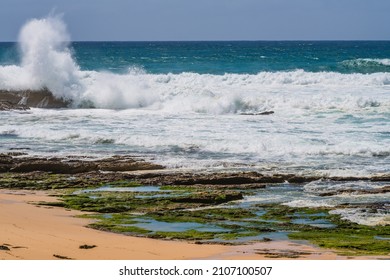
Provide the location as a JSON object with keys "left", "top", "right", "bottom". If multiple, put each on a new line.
{"left": 0, "top": 189, "right": 375, "bottom": 260}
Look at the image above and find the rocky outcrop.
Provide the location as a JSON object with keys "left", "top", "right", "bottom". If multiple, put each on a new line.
{"left": 137, "top": 172, "right": 390, "bottom": 186}
{"left": 96, "top": 156, "right": 163, "bottom": 172}
{"left": 319, "top": 186, "right": 390, "bottom": 197}
{"left": 0, "top": 100, "right": 30, "bottom": 111}
{"left": 1, "top": 153, "right": 389, "bottom": 187}
{"left": 0, "top": 154, "right": 163, "bottom": 174}
{"left": 137, "top": 172, "right": 324, "bottom": 186}
{"left": 339, "top": 202, "right": 390, "bottom": 210}
{"left": 0, "top": 89, "right": 69, "bottom": 109}
{"left": 240, "top": 111, "right": 274, "bottom": 116}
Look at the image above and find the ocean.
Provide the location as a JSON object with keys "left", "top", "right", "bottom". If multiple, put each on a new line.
{"left": 0, "top": 17, "right": 389, "bottom": 225}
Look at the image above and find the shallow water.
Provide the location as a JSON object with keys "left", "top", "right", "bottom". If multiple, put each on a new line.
{"left": 132, "top": 218, "right": 230, "bottom": 233}
{"left": 77, "top": 181, "right": 389, "bottom": 229}
{"left": 74, "top": 185, "right": 163, "bottom": 194}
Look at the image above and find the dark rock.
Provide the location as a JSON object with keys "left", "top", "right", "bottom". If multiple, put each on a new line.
{"left": 98, "top": 161, "right": 163, "bottom": 172}
{"left": 53, "top": 254, "right": 72, "bottom": 260}
{"left": 0, "top": 245, "right": 10, "bottom": 251}
{"left": 7, "top": 152, "right": 28, "bottom": 156}
{"left": 0, "top": 100, "right": 30, "bottom": 111}
{"left": 330, "top": 175, "right": 390, "bottom": 182}
{"left": 139, "top": 172, "right": 323, "bottom": 186}
{"left": 319, "top": 186, "right": 390, "bottom": 197}
{"left": 338, "top": 202, "right": 390, "bottom": 210}
{"left": 0, "top": 154, "right": 13, "bottom": 164}
{"left": 1, "top": 154, "right": 164, "bottom": 174}
{"left": 191, "top": 183, "right": 266, "bottom": 190}
{"left": 10, "top": 161, "right": 96, "bottom": 174}
{"left": 0, "top": 89, "right": 70, "bottom": 109}
{"left": 240, "top": 111, "right": 274, "bottom": 116}
{"left": 79, "top": 244, "right": 97, "bottom": 249}
{"left": 174, "top": 176, "right": 258, "bottom": 185}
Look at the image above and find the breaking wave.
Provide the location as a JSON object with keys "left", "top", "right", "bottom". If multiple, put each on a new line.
{"left": 341, "top": 58, "right": 390, "bottom": 72}
{"left": 1, "top": 16, "right": 390, "bottom": 113}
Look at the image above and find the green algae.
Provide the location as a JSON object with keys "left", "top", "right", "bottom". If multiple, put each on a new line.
{"left": 247, "top": 203, "right": 390, "bottom": 256}
{"left": 289, "top": 229, "right": 390, "bottom": 255}
{"left": 256, "top": 204, "right": 331, "bottom": 222}
{"left": 83, "top": 213, "right": 151, "bottom": 235}
{"left": 149, "top": 230, "right": 217, "bottom": 240}
{"left": 159, "top": 185, "right": 199, "bottom": 191}
{"left": 50, "top": 186, "right": 390, "bottom": 255}
{"left": 55, "top": 188, "right": 243, "bottom": 214}
{"left": 104, "top": 180, "right": 143, "bottom": 188}
{"left": 2, "top": 171, "right": 388, "bottom": 256}
{"left": 0, "top": 173, "right": 97, "bottom": 190}
{"left": 288, "top": 215, "right": 390, "bottom": 256}
{"left": 0, "top": 173, "right": 143, "bottom": 190}
{"left": 89, "top": 223, "right": 151, "bottom": 235}
{"left": 148, "top": 208, "right": 256, "bottom": 224}
{"left": 217, "top": 231, "right": 260, "bottom": 240}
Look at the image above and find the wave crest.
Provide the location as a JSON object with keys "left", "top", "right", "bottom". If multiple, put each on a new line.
{"left": 341, "top": 58, "right": 390, "bottom": 71}
{"left": 1, "top": 17, "right": 390, "bottom": 113}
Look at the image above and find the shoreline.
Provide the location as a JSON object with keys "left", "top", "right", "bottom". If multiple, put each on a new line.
{"left": 0, "top": 189, "right": 229, "bottom": 260}
{"left": 0, "top": 189, "right": 372, "bottom": 260}
{"left": 1, "top": 153, "right": 389, "bottom": 182}
{"left": 0, "top": 188, "right": 372, "bottom": 260}
{"left": 0, "top": 153, "right": 389, "bottom": 260}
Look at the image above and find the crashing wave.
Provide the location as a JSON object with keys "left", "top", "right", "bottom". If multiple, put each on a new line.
{"left": 1, "top": 16, "right": 390, "bottom": 113}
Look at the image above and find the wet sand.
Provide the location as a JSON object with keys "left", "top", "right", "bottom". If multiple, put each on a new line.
{"left": 0, "top": 189, "right": 379, "bottom": 260}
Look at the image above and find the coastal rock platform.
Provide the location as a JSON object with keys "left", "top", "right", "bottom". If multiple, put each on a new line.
{"left": 0, "top": 89, "right": 69, "bottom": 110}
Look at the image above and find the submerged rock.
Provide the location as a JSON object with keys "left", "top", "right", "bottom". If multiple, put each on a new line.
{"left": 240, "top": 111, "right": 275, "bottom": 116}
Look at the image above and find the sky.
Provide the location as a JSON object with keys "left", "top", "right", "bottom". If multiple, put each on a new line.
{"left": 0, "top": 0, "right": 389, "bottom": 41}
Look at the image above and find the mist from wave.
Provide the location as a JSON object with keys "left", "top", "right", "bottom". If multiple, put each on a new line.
{"left": 0, "top": 16, "right": 390, "bottom": 113}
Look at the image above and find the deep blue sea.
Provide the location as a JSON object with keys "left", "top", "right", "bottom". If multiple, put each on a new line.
{"left": 2, "top": 40, "right": 390, "bottom": 74}
{"left": 0, "top": 17, "right": 389, "bottom": 225}
{"left": 74, "top": 41, "right": 390, "bottom": 74}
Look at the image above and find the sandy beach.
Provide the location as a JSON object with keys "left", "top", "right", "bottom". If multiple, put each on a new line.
{"left": 0, "top": 189, "right": 230, "bottom": 260}
{"left": 1, "top": 188, "right": 380, "bottom": 260}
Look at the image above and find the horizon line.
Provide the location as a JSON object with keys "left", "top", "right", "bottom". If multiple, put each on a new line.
{"left": 1, "top": 39, "right": 390, "bottom": 43}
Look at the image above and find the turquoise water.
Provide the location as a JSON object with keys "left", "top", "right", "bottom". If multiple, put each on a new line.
{"left": 1, "top": 40, "right": 389, "bottom": 176}
{"left": 1, "top": 41, "right": 390, "bottom": 74}
{"left": 0, "top": 18, "right": 389, "bottom": 180}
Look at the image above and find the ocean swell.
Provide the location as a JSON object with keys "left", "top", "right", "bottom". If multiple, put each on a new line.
{"left": 342, "top": 58, "right": 390, "bottom": 67}
{"left": 0, "top": 16, "right": 390, "bottom": 113}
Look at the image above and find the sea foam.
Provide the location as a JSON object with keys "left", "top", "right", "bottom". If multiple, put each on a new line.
{"left": 1, "top": 16, "right": 390, "bottom": 113}
{"left": 0, "top": 16, "right": 83, "bottom": 99}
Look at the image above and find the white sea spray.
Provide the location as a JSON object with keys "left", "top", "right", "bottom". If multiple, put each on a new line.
{"left": 1, "top": 16, "right": 390, "bottom": 112}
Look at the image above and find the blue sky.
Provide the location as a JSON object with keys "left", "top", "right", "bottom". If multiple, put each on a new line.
{"left": 1, "top": 0, "right": 389, "bottom": 41}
